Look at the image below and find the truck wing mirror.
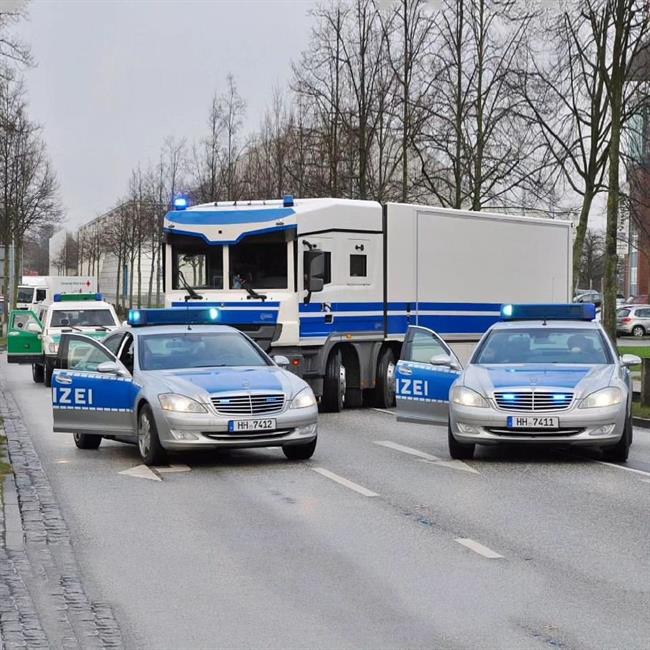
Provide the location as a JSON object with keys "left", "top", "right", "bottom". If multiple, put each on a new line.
{"left": 303, "top": 250, "right": 326, "bottom": 301}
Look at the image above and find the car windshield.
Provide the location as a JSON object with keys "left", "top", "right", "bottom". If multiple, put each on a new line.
{"left": 474, "top": 328, "right": 612, "bottom": 365}
{"left": 138, "top": 331, "right": 270, "bottom": 370}
{"left": 17, "top": 287, "right": 33, "bottom": 303}
{"left": 50, "top": 309, "right": 116, "bottom": 327}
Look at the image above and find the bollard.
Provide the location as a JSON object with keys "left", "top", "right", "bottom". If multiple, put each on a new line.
{"left": 641, "top": 358, "right": 650, "bottom": 407}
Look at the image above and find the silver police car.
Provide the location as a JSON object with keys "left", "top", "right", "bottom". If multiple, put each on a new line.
{"left": 396, "top": 304, "right": 640, "bottom": 462}
{"left": 51, "top": 309, "right": 318, "bottom": 465}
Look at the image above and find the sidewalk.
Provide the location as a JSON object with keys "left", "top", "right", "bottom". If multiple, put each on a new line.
{"left": 0, "top": 376, "right": 124, "bottom": 649}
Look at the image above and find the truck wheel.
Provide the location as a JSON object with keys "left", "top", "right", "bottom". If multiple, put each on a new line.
{"left": 448, "top": 424, "right": 475, "bottom": 460}
{"left": 632, "top": 325, "right": 645, "bottom": 337}
{"left": 601, "top": 414, "right": 632, "bottom": 463}
{"left": 44, "top": 360, "right": 54, "bottom": 387}
{"left": 321, "top": 351, "right": 346, "bottom": 413}
{"left": 73, "top": 433, "right": 102, "bottom": 450}
{"left": 283, "top": 438, "right": 317, "bottom": 460}
{"left": 138, "top": 404, "right": 167, "bottom": 466}
{"left": 373, "top": 348, "right": 396, "bottom": 408}
{"left": 32, "top": 363, "right": 44, "bottom": 384}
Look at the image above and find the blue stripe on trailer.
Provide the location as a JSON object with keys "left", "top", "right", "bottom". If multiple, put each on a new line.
{"left": 300, "top": 314, "right": 384, "bottom": 337}
{"left": 387, "top": 313, "right": 499, "bottom": 335}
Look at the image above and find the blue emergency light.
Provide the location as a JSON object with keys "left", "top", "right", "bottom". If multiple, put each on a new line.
{"left": 500, "top": 303, "right": 596, "bottom": 321}
{"left": 173, "top": 193, "right": 190, "bottom": 210}
{"left": 283, "top": 195, "right": 294, "bottom": 207}
{"left": 127, "top": 307, "right": 220, "bottom": 327}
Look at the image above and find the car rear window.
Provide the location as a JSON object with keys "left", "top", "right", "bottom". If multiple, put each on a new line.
{"left": 617, "top": 309, "right": 630, "bottom": 317}
{"left": 50, "top": 309, "right": 117, "bottom": 327}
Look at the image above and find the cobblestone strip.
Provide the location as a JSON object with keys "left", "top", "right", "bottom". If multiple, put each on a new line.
{"left": 0, "top": 379, "right": 124, "bottom": 649}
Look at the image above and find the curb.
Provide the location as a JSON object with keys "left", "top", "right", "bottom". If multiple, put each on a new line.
{"left": 633, "top": 417, "right": 650, "bottom": 429}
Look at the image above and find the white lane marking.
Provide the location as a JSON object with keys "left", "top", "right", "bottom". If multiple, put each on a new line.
{"left": 374, "top": 440, "right": 440, "bottom": 461}
{"left": 595, "top": 461, "right": 650, "bottom": 478}
{"left": 156, "top": 464, "right": 191, "bottom": 473}
{"left": 375, "top": 440, "right": 480, "bottom": 474}
{"left": 119, "top": 465, "right": 162, "bottom": 481}
{"left": 372, "top": 408, "right": 395, "bottom": 416}
{"left": 312, "top": 468, "right": 379, "bottom": 497}
{"left": 421, "top": 459, "right": 480, "bottom": 475}
{"left": 455, "top": 538, "right": 504, "bottom": 559}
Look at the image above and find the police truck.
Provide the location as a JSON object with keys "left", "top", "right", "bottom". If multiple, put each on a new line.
{"left": 163, "top": 196, "right": 573, "bottom": 412}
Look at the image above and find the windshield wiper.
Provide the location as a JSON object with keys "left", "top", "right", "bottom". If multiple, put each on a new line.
{"left": 178, "top": 270, "right": 204, "bottom": 302}
{"left": 241, "top": 279, "right": 267, "bottom": 302}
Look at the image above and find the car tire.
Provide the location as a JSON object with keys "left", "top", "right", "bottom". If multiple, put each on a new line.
{"left": 73, "top": 433, "right": 102, "bottom": 450}
{"left": 373, "top": 348, "right": 396, "bottom": 408}
{"left": 44, "top": 360, "right": 54, "bottom": 387}
{"left": 283, "top": 438, "right": 317, "bottom": 460}
{"left": 601, "top": 414, "right": 632, "bottom": 463}
{"left": 632, "top": 325, "right": 645, "bottom": 337}
{"left": 32, "top": 363, "right": 44, "bottom": 384}
{"left": 321, "top": 350, "right": 346, "bottom": 413}
{"left": 448, "top": 424, "right": 475, "bottom": 460}
{"left": 137, "top": 403, "right": 167, "bottom": 466}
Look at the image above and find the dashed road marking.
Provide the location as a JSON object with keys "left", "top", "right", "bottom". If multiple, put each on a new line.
{"left": 375, "top": 440, "right": 480, "bottom": 474}
{"left": 312, "top": 468, "right": 379, "bottom": 497}
{"left": 119, "top": 465, "right": 162, "bottom": 481}
{"left": 595, "top": 461, "right": 650, "bottom": 478}
{"left": 374, "top": 440, "right": 440, "bottom": 461}
{"left": 455, "top": 538, "right": 504, "bottom": 559}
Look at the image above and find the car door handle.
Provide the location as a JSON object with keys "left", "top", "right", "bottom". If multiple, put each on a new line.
{"left": 398, "top": 366, "right": 413, "bottom": 376}
{"left": 55, "top": 374, "right": 72, "bottom": 385}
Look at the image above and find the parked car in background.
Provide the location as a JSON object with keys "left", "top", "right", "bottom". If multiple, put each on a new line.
{"left": 574, "top": 290, "right": 601, "bottom": 306}
{"left": 617, "top": 304, "right": 650, "bottom": 337}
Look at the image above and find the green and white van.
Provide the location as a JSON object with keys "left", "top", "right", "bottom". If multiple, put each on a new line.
{"left": 7, "top": 293, "right": 120, "bottom": 386}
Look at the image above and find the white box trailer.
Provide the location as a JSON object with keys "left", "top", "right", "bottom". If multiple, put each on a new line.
{"left": 16, "top": 276, "right": 97, "bottom": 310}
{"left": 163, "top": 198, "right": 572, "bottom": 410}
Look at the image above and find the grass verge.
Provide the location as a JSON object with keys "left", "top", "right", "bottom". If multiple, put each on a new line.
{"left": 632, "top": 402, "right": 650, "bottom": 419}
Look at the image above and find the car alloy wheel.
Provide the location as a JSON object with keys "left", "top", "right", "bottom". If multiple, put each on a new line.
{"left": 138, "top": 410, "right": 152, "bottom": 458}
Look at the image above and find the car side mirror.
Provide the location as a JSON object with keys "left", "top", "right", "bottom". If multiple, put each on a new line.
{"left": 620, "top": 354, "right": 641, "bottom": 368}
{"left": 273, "top": 355, "right": 291, "bottom": 368}
{"left": 97, "top": 361, "right": 123, "bottom": 375}
{"left": 26, "top": 322, "right": 42, "bottom": 334}
{"left": 430, "top": 353, "right": 461, "bottom": 371}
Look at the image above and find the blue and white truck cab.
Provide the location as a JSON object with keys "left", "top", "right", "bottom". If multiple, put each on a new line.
{"left": 163, "top": 196, "right": 573, "bottom": 412}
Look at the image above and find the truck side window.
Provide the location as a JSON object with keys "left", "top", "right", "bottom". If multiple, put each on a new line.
{"left": 36, "top": 289, "right": 46, "bottom": 302}
{"left": 321, "top": 252, "right": 332, "bottom": 284}
{"left": 350, "top": 254, "right": 367, "bottom": 278}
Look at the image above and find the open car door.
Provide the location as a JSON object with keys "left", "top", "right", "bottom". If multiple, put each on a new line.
{"left": 395, "top": 325, "right": 462, "bottom": 425}
{"left": 7, "top": 310, "right": 43, "bottom": 364}
{"left": 52, "top": 334, "right": 138, "bottom": 436}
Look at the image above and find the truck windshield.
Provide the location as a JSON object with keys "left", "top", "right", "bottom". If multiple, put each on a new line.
{"left": 17, "top": 287, "right": 33, "bottom": 303}
{"left": 230, "top": 232, "right": 287, "bottom": 289}
{"left": 139, "top": 331, "right": 270, "bottom": 370}
{"left": 473, "top": 328, "right": 612, "bottom": 365}
{"left": 172, "top": 245, "right": 223, "bottom": 290}
{"left": 50, "top": 309, "right": 116, "bottom": 327}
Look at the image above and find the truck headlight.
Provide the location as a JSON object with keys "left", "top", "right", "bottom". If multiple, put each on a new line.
{"left": 158, "top": 393, "right": 207, "bottom": 413}
{"left": 290, "top": 388, "right": 317, "bottom": 409}
{"left": 451, "top": 386, "right": 488, "bottom": 408}
{"left": 580, "top": 387, "right": 623, "bottom": 409}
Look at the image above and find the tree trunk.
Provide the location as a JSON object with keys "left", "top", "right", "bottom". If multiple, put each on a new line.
{"left": 572, "top": 189, "right": 596, "bottom": 290}
{"left": 12, "top": 237, "right": 21, "bottom": 308}
{"left": 115, "top": 250, "right": 122, "bottom": 312}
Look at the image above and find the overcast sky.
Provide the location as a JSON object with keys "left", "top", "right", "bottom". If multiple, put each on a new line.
{"left": 16, "top": 0, "right": 316, "bottom": 229}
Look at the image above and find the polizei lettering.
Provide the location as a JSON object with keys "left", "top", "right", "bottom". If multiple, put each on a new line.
{"left": 52, "top": 387, "right": 94, "bottom": 407}
{"left": 397, "top": 378, "right": 429, "bottom": 397}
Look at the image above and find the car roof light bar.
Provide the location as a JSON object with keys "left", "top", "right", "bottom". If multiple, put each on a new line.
{"left": 127, "top": 307, "right": 221, "bottom": 327}
{"left": 500, "top": 303, "right": 596, "bottom": 321}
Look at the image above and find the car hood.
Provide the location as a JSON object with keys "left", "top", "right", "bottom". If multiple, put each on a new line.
{"left": 463, "top": 364, "right": 616, "bottom": 398}
{"left": 153, "top": 366, "right": 303, "bottom": 399}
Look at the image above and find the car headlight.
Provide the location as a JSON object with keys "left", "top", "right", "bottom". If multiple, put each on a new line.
{"left": 579, "top": 387, "right": 623, "bottom": 409}
{"left": 43, "top": 336, "right": 57, "bottom": 354}
{"left": 158, "top": 393, "right": 207, "bottom": 413}
{"left": 290, "top": 388, "right": 317, "bottom": 409}
{"left": 451, "top": 386, "right": 488, "bottom": 408}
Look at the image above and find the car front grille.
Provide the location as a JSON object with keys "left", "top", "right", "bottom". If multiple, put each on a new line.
{"left": 493, "top": 391, "right": 574, "bottom": 412}
{"left": 210, "top": 393, "right": 285, "bottom": 415}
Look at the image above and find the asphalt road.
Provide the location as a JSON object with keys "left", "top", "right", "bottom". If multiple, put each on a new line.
{"left": 3, "top": 356, "right": 650, "bottom": 649}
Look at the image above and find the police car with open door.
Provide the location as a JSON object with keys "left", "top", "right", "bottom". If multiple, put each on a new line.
{"left": 51, "top": 308, "right": 318, "bottom": 466}
{"left": 396, "top": 304, "right": 639, "bottom": 462}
